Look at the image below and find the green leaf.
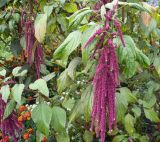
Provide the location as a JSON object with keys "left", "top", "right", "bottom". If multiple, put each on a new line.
{"left": 124, "top": 114, "right": 135, "bottom": 134}
{"left": 42, "top": 72, "right": 56, "bottom": 82}
{"left": 56, "top": 132, "right": 70, "bottom": 142}
{"left": 29, "top": 79, "right": 49, "bottom": 97}
{"left": 115, "top": 35, "right": 137, "bottom": 78}
{"left": 115, "top": 35, "right": 149, "bottom": 78}
{"left": 118, "top": 2, "right": 149, "bottom": 12}
{"left": 144, "top": 109, "right": 160, "bottom": 122}
{"left": 135, "top": 48, "right": 150, "bottom": 67}
{"left": 83, "top": 130, "right": 93, "bottom": 142}
{"left": 32, "top": 103, "right": 52, "bottom": 135}
{"left": 132, "top": 105, "right": 141, "bottom": 118}
{"left": 0, "top": 85, "right": 10, "bottom": 103}
{"left": 44, "top": 5, "right": 54, "bottom": 17}
{"left": 51, "top": 106, "right": 66, "bottom": 132}
{"left": 12, "top": 66, "right": 28, "bottom": 77}
{"left": 62, "top": 98, "right": 75, "bottom": 110}
{"left": 81, "top": 24, "right": 100, "bottom": 65}
{"left": 116, "top": 92, "right": 128, "bottom": 122}
{"left": 67, "top": 57, "right": 81, "bottom": 80}
{"left": 3, "top": 100, "right": 16, "bottom": 119}
{"left": 53, "top": 31, "right": 82, "bottom": 67}
{"left": 0, "top": 69, "right": 6, "bottom": 76}
{"left": 57, "top": 70, "right": 73, "bottom": 93}
{"left": 69, "top": 85, "right": 92, "bottom": 122}
{"left": 153, "top": 54, "right": 160, "bottom": 76}
{"left": 12, "top": 13, "right": 20, "bottom": 22}
{"left": 139, "top": 135, "right": 149, "bottom": 142}
{"left": 63, "top": 3, "right": 78, "bottom": 13}
{"left": 11, "top": 84, "right": 24, "bottom": 105}
{"left": 0, "top": 0, "right": 11, "bottom": 8}
{"left": 68, "top": 8, "right": 92, "bottom": 29}
{"left": 10, "top": 38, "right": 22, "bottom": 57}
{"left": 112, "top": 135, "right": 126, "bottom": 142}
{"left": 34, "top": 14, "right": 47, "bottom": 43}
{"left": 119, "top": 87, "right": 137, "bottom": 103}
{"left": 36, "top": 131, "right": 45, "bottom": 142}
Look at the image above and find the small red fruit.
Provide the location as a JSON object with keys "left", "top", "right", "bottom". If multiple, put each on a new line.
{"left": 19, "top": 105, "right": 27, "bottom": 112}
{"left": 18, "top": 116, "right": 23, "bottom": 122}
{"left": 25, "top": 111, "right": 31, "bottom": 118}
{"left": 23, "top": 133, "right": 29, "bottom": 140}
{"left": 27, "top": 128, "right": 33, "bottom": 134}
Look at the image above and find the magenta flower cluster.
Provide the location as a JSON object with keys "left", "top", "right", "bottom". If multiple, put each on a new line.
{"left": 0, "top": 96, "right": 22, "bottom": 142}
{"left": 83, "top": 1, "right": 125, "bottom": 142}
{"left": 21, "top": 12, "right": 44, "bottom": 79}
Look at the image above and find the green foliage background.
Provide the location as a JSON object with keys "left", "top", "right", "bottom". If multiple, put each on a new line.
{"left": 0, "top": 0, "right": 160, "bottom": 142}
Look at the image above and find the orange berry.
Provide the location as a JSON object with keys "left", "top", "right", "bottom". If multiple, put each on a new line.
{"left": 27, "top": 128, "right": 33, "bottom": 134}
{"left": 19, "top": 105, "right": 27, "bottom": 112}
{"left": 0, "top": 132, "right": 2, "bottom": 137}
{"left": 18, "top": 116, "right": 23, "bottom": 122}
{"left": 22, "top": 115, "right": 27, "bottom": 121}
{"left": 23, "top": 133, "right": 29, "bottom": 140}
{"left": 25, "top": 112, "right": 31, "bottom": 118}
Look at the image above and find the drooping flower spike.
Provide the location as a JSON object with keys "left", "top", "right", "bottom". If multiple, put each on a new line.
{"left": 0, "top": 95, "right": 22, "bottom": 142}
{"left": 23, "top": 14, "right": 44, "bottom": 79}
{"left": 83, "top": 1, "right": 125, "bottom": 142}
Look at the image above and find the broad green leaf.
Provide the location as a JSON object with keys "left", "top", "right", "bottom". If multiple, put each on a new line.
{"left": 57, "top": 70, "right": 73, "bottom": 93}
{"left": 12, "top": 13, "right": 20, "bottom": 22}
{"left": 62, "top": 98, "right": 75, "bottom": 110}
{"left": 115, "top": 35, "right": 137, "bottom": 78}
{"left": 10, "top": 38, "right": 22, "bottom": 57}
{"left": 139, "top": 135, "right": 149, "bottom": 142}
{"left": 56, "top": 132, "right": 70, "bottom": 142}
{"left": 0, "top": 69, "right": 6, "bottom": 76}
{"left": 44, "top": 5, "right": 54, "bottom": 17}
{"left": 135, "top": 48, "right": 150, "bottom": 67}
{"left": 34, "top": 14, "right": 47, "bottom": 43}
{"left": 32, "top": 103, "right": 52, "bottom": 135}
{"left": 67, "top": 57, "right": 81, "bottom": 80}
{"left": 3, "top": 100, "right": 16, "bottom": 119}
{"left": 119, "top": 87, "right": 137, "bottom": 103}
{"left": 11, "top": 84, "right": 24, "bottom": 105}
{"left": 83, "top": 130, "right": 93, "bottom": 142}
{"left": 0, "top": 85, "right": 10, "bottom": 102}
{"left": 81, "top": 24, "right": 100, "bottom": 65}
{"left": 153, "top": 54, "right": 160, "bottom": 76}
{"left": 53, "top": 31, "right": 82, "bottom": 67}
{"left": 63, "top": 3, "right": 78, "bottom": 13}
{"left": 116, "top": 92, "right": 128, "bottom": 122}
{"left": 68, "top": 8, "right": 92, "bottom": 29}
{"left": 51, "top": 106, "right": 66, "bottom": 132}
{"left": 0, "top": 0, "right": 11, "bottom": 8}
{"left": 118, "top": 2, "right": 149, "bottom": 12}
{"left": 12, "top": 66, "right": 27, "bottom": 77}
{"left": 144, "top": 109, "right": 160, "bottom": 122}
{"left": 42, "top": 72, "right": 56, "bottom": 82}
{"left": 124, "top": 114, "right": 135, "bottom": 134}
{"left": 69, "top": 85, "right": 92, "bottom": 122}
{"left": 132, "top": 105, "right": 141, "bottom": 118}
{"left": 142, "top": 96, "right": 156, "bottom": 109}
{"left": 36, "top": 131, "right": 45, "bottom": 142}
{"left": 112, "top": 135, "right": 126, "bottom": 142}
{"left": 29, "top": 79, "right": 49, "bottom": 97}
{"left": 115, "top": 35, "right": 149, "bottom": 78}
